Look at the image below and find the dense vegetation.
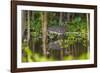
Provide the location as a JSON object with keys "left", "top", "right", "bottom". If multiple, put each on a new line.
{"left": 22, "top": 11, "right": 90, "bottom": 62}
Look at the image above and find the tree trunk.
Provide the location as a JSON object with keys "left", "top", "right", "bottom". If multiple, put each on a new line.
{"left": 67, "top": 13, "right": 70, "bottom": 22}
{"left": 32, "top": 12, "right": 34, "bottom": 22}
{"left": 86, "top": 13, "right": 90, "bottom": 52}
{"left": 22, "top": 11, "right": 27, "bottom": 58}
{"left": 27, "top": 11, "right": 30, "bottom": 44}
{"left": 41, "top": 12, "right": 47, "bottom": 56}
{"left": 31, "top": 12, "right": 35, "bottom": 52}
{"left": 22, "top": 11, "right": 26, "bottom": 38}
{"left": 59, "top": 12, "right": 63, "bottom": 26}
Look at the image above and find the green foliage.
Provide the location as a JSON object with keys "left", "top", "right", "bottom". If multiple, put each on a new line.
{"left": 33, "top": 53, "right": 55, "bottom": 62}
{"left": 24, "top": 46, "right": 33, "bottom": 56}
{"left": 23, "top": 46, "right": 33, "bottom": 62}
{"left": 22, "top": 46, "right": 55, "bottom": 62}
{"left": 60, "top": 16, "right": 88, "bottom": 51}
{"left": 59, "top": 33, "right": 81, "bottom": 49}
{"left": 64, "top": 53, "right": 89, "bottom": 60}
{"left": 79, "top": 53, "right": 90, "bottom": 60}
{"left": 64, "top": 55, "right": 73, "bottom": 60}
{"left": 22, "top": 52, "right": 56, "bottom": 62}
{"left": 48, "top": 12, "right": 59, "bottom": 27}
{"left": 68, "top": 16, "right": 87, "bottom": 32}
{"left": 30, "top": 12, "right": 42, "bottom": 37}
{"left": 22, "top": 56, "right": 27, "bottom": 62}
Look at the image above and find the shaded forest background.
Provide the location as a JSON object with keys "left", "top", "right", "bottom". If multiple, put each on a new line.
{"left": 21, "top": 10, "right": 90, "bottom": 62}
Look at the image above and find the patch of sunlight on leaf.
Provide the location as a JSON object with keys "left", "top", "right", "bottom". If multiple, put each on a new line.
{"left": 79, "top": 53, "right": 89, "bottom": 60}
{"left": 64, "top": 55, "right": 73, "bottom": 60}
